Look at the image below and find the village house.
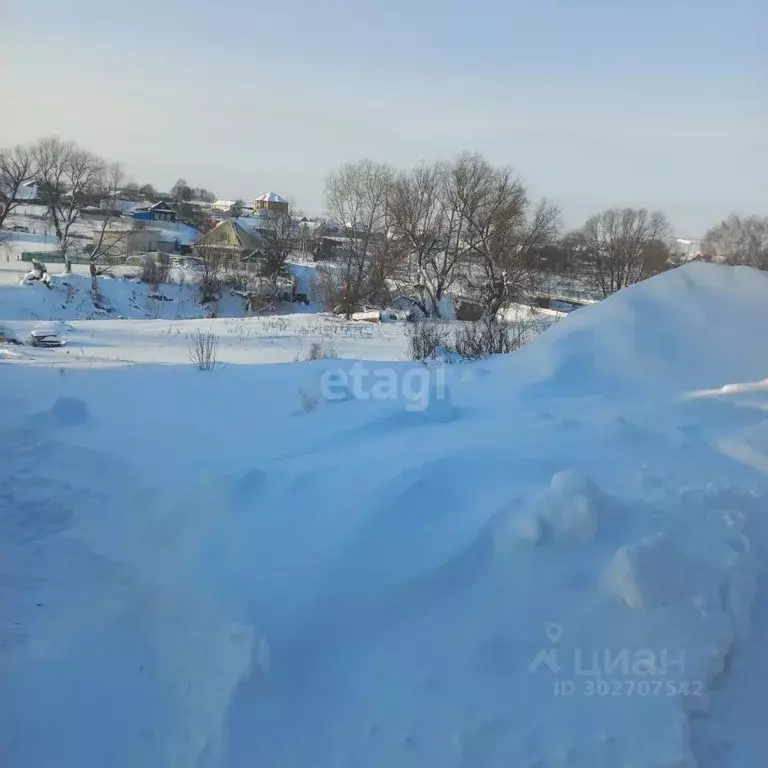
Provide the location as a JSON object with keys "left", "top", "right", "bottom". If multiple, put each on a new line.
{"left": 194, "top": 219, "right": 264, "bottom": 264}
{"left": 96, "top": 220, "right": 201, "bottom": 258}
{"left": 254, "top": 192, "right": 289, "bottom": 214}
{"left": 133, "top": 201, "right": 178, "bottom": 223}
{"left": 210, "top": 199, "right": 238, "bottom": 213}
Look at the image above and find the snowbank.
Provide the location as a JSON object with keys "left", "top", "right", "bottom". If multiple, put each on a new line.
{"left": 2, "top": 263, "right": 768, "bottom": 767}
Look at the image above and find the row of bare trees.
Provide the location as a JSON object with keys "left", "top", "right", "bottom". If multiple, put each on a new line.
{"left": 322, "top": 154, "right": 767, "bottom": 312}
{"left": 0, "top": 137, "right": 127, "bottom": 275}
{"left": 321, "top": 154, "right": 673, "bottom": 316}
{"left": 3, "top": 137, "right": 765, "bottom": 310}
{"left": 700, "top": 215, "right": 768, "bottom": 270}
{"left": 0, "top": 138, "right": 226, "bottom": 278}
{"left": 321, "top": 155, "right": 562, "bottom": 319}
{"left": 388, "top": 156, "right": 560, "bottom": 317}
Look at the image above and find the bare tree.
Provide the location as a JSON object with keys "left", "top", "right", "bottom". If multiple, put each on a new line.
{"left": 389, "top": 162, "right": 465, "bottom": 317}
{"left": 191, "top": 187, "right": 216, "bottom": 203}
{"left": 259, "top": 210, "right": 299, "bottom": 292}
{"left": 324, "top": 159, "right": 396, "bottom": 317}
{"left": 702, "top": 214, "right": 768, "bottom": 269}
{"left": 138, "top": 183, "right": 157, "bottom": 202}
{"left": 573, "top": 208, "right": 671, "bottom": 297}
{"left": 87, "top": 163, "right": 128, "bottom": 277}
{"left": 121, "top": 181, "right": 141, "bottom": 198}
{"left": 450, "top": 153, "right": 560, "bottom": 318}
{"left": 0, "top": 144, "right": 34, "bottom": 230}
{"left": 32, "top": 137, "right": 103, "bottom": 272}
{"left": 171, "top": 178, "right": 192, "bottom": 202}
{"left": 194, "top": 243, "right": 224, "bottom": 303}
{"left": 177, "top": 200, "right": 213, "bottom": 233}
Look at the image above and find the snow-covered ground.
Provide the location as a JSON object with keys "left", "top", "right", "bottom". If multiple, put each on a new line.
{"left": 0, "top": 314, "right": 409, "bottom": 366}
{"left": 2, "top": 262, "right": 768, "bottom": 768}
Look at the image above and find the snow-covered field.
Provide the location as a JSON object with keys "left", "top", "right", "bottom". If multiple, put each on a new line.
{"left": 2, "top": 262, "right": 768, "bottom": 767}
{"left": 0, "top": 314, "right": 409, "bottom": 366}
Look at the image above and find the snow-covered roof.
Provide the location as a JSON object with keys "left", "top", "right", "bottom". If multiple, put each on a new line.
{"left": 139, "top": 220, "right": 201, "bottom": 245}
{"left": 255, "top": 192, "right": 288, "bottom": 204}
{"left": 197, "top": 219, "right": 263, "bottom": 251}
{"left": 103, "top": 198, "right": 153, "bottom": 214}
{"left": 233, "top": 217, "right": 262, "bottom": 234}
{"left": 148, "top": 201, "right": 177, "bottom": 212}
{"left": 14, "top": 182, "right": 38, "bottom": 200}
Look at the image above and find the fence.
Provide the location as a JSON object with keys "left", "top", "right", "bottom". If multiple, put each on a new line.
{"left": 20, "top": 251, "right": 124, "bottom": 265}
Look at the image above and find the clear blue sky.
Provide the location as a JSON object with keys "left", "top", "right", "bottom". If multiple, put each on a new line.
{"left": 3, "top": 0, "right": 766, "bottom": 235}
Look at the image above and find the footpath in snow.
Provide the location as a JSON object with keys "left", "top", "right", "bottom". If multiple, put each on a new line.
{"left": 1, "top": 262, "right": 767, "bottom": 767}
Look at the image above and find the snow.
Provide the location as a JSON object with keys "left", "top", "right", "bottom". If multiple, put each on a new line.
{"left": 1, "top": 262, "right": 768, "bottom": 767}
{"left": 146, "top": 219, "right": 201, "bottom": 245}
{"left": 104, "top": 198, "right": 154, "bottom": 214}
{"left": 51, "top": 396, "right": 89, "bottom": 425}
{"left": 212, "top": 199, "right": 237, "bottom": 211}
{"left": 1, "top": 205, "right": 199, "bottom": 254}
{"left": 254, "top": 191, "right": 288, "bottom": 204}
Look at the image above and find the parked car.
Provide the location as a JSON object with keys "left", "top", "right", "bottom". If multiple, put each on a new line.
{"left": 10, "top": 224, "right": 30, "bottom": 233}
{"left": 30, "top": 322, "right": 65, "bottom": 347}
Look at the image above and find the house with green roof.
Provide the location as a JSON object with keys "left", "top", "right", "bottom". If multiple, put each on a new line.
{"left": 194, "top": 219, "right": 264, "bottom": 263}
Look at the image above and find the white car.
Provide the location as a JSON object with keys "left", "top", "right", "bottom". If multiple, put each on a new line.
{"left": 30, "top": 323, "right": 66, "bottom": 348}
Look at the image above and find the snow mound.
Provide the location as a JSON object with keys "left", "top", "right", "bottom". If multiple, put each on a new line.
{"left": 607, "top": 529, "right": 755, "bottom": 615}
{"left": 511, "top": 261, "right": 768, "bottom": 395}
{"left": 540, "top": 469, "right": 607, "bottom": 542}
{"left": 497, "top": 469, "right": 608, "bottom": 550}
{"left": 3, "top": 264, "right": 768, "bottom": 768}
{"left": 52, "top": 396, "right": 88, "bottom": 426}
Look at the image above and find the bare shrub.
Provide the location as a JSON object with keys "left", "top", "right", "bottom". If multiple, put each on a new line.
{"left": 315, "top": 264, "right": 352, "bottom": 314}
{"left": 306, "top": 341, "right": 337, "bottom": 360}
{"left": 195, "top": 244, "right": 224, "bottom": 304}
{"left": 408, "top": 314, "right": 537, "bottom": 362}
{"left": 298, "top": 388, "right": 319, "bottom": 413}
{"left": 406, "top": 319, "right": 450, "bottom": 362}
{"left": 188, "top": 329, "right": 218, "bottom": 371}
{"left": 452, "top": 318, "right": 526, "bottom": 359}
{"left": 199, "top": 274, "right": 221, "bottom": 304}
{"left": 140, "top": 257, "right": 171, "bottom": 285}
{"left": 244, "top": 283, "right": 273, "bottom": 314}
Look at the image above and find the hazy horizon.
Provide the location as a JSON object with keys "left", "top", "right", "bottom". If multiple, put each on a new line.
{"left": 3, "top": 0, "right": 766, "bottom": 237}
